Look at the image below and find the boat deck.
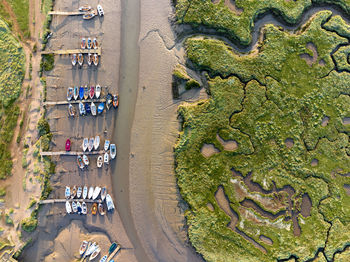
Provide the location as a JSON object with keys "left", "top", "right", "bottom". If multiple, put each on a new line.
{"left": 42, "top": 47, "right": 102, "bottom": 56}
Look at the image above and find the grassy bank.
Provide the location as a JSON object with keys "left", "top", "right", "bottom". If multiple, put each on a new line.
{"left": 7, "top": 0, "right": 30, "bottom": 38}
{"left": 175, "top": 11, "right": 350, "bottom": 261}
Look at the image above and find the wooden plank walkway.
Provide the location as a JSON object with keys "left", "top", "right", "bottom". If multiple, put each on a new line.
{"left": 44, "top": 99, "right": 106, "bottom": 106}
{"left": 48, "top": 11, "right": 84, "bottom": 16}
{"left": 39, "top": 199, "right": 102, "bottom": 204}
{"left": 40, "top": 150, "right": 104, "bottom": 156}
{"left": 42, "top": 47, "right": 102, "bottom": 56}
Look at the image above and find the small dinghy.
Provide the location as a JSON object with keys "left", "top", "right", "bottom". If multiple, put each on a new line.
{"left": 79, "top": 102, "right": 86, "bottom": 115}
{"left": 88, "top": 137, "right": 94, "bottom": 152}
{"left": 110, "top": 144, "right": 116, "bottom": 159}
{"left": 83, "top": 185, "right": 88, "bottom": 199}
{"left": 79, "top": 86, "right": 84, "bottom": 100}
{"left": 93, "top": 54, "right": 99, "bottom": 66}
{"left": 94, "top": 136, "right": 100, "bottom": 150}
{"left": 98, "top": 203, "right": 105, "bottom": 216}
{"left": 83, "top": 11, "right": 96, "bottom": 20}
{"left": 83, "top": 155, "right": 89, "bottom": 166}
{"left": 87, "top": 37, "right": 92, "bottom": 49}
{"left": 90, "top": 246, "right": 101, "bottom": 261}
{"left": 83, "top": 138, "right": 89, "bottom": 152}
{"left": 99, "top": 255, "right": 107, "bottom": 262}
{"left": 77, "top": 186, "right": 82, "bottom": 198}
{"left": 85, "top": 242, "right": 97, "bottom": 257}
{"left": 91, "top": 203, "right": 98, "bottom": 215}
{"left": 97, "top": 102, "right": 104, "bottom": 114}
{"left": 66, "top": 201, "right": 72, "bottom": 214}
{"left": 91, "top": 102, "right": 97, "bottom": 116}
{"left": 92, "top": 186, "right": 101, "bottom": 200}
{"left": 84, "top": 86, "right": 89, "bottom": 100}
{"left": 82, "top": 202, "right": 87, "bottom": 215}
{"left": 78, "top": 53, "right": 84, "bottom": 66}
{"left": 101, "top": 187, "right": 107, "bottom": 201}
{"left": 95, "top": 85, "right": 101, "bottom": 98}
{"left": 113, "top": 94, "right": 119, "bottom": 108}
{"left": 72, "top": 201, "right": 78, "bottom": 213}
{"left": 71, "top": 54, "right": 77, "bottom": 66}
{"left": 88, "top": 186, "right": 94, "bottom": 199}
{"left": 104, "top": 152, "right": 109, "bottom": 164}
{"left": 104, "top": 140, "right": 110, "bottom": 151}
{"left": 65, "top": 186, "right": 70, "bottom": 199}
{"left": 81, "top": 38, "right": 87, "bottom": 49}
{"left": 106, "top": 94, "right": 113, "bottom": 110}
{"left": 71, "top": 185, "right": 77, "bottom": 199}
{"left": 85, "top": 103, "right": 91, "bottom": 115}
{"left": 65, "top": 139, "right": 71, "bottom": 151}
{"left": 79, "top": 5, "right": 91, "bottom": 12}
{"left": 90, "top": 86, "right": 95, "bottom": 99}
{"left": 67, "top": 87, "right": 73, "bottom": 101}
{"left": 74, "top": 86, "right": 79, "bottom": 100}
{"left": 76, "top": 201, "right": 82, "bottom": 214}
{"left": 92, "top": 38, "right": 98, "bottom": 49}
{"left": 108, "top": 242, "right": 118, "bottom": 255}
{"left": 77, "top": 155, "right": 85, "bottom": 169}
{"left": 79, "top": 240, "right": 89, "bottom": 256}
{"left": 88, "top": 53, "right": 93, "bottom": 66}
{"left": 97, "top": 155, "right": 103, "bottom": 168}
{"left": 68, "top": 104, "right": 76, "bottom": 117}
{"left": 106, "top": 194, "right": 115, "bottom": 211}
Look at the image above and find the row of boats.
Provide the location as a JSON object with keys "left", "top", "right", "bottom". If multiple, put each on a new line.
{"left": 79, "top": 241, "right": 119, "bottom": 262}
{"left": 68, "top": 97, "right": 118, "bottom": 118}
{"left": 72, "top": 53, "right": 99, "bottom": 66}
{"left": 66, "top": 201, "right": 108, "bottom": 215}
{"left": 65, "top": 185, "right": 108, "bottom": 200}
{"left": 81, "top": 37, "right": 98, "bottom": 50}
{"left": 79, "top": 4, "right": 104, "bottom": 20}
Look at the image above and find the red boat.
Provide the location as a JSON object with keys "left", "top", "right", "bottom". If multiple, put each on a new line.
{"left": 65, "top": 139, "right": 71, "bottom": 151}
{"left": 89, "top": 86, "right": 95, "bottom": 99}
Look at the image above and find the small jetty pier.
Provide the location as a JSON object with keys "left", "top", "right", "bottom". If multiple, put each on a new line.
{"left": 48, "top": 11, "right": 84, "bottom": 16}
{"left": 39, "top": 199, "right": 102, "bottom": 204}
{"left": 42, "top": 47, "right": 102, "bottom": 56}
{"left": 40, "top": 150, "right": 104, "bottom": 156}
{"left": 44, "top": 99, "right": 106, "bottom": 106}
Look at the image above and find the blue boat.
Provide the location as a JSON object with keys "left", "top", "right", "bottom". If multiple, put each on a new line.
{"left": 79, "top": 86, "right": 84, "bottom": 100}
{"left": 85, "top": 103, "right": 91, "bottom": 114}
{"left": 98, "top": 102, "right": 104, "bottom": 114}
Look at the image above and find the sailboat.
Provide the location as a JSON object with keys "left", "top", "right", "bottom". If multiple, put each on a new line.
{"left": 77, "top": 186, "right": 82, "bottom": 198}
{"left": 93, "top": 54, "right": 99, "bottom": 66}
{"left": 92, "top": 186, "right": 101, "bottom": 200}
{"left": 66, "top": 201, "right": 72, "bottom": 214}
{"left": 88, "top": 53, "right": 93, "bottom": 66}
{"left": 91, "top": 102, "right": 97, "bottom": 116}
{"left": 83, "top": 138, "right": 89, "bottom": 152}
{"left": 95, "top": 85, "right": 101, "bottom": 98}
{"left": 88, "top": 186, "right": 94, "bottom": 199}
{"left": 87, "top": 37, "right": 92, "bottom": 49}
{"left": 81, "top": 38, "right": 87, "bottom": 49}
{"left": 92, "top": 38, "right": 98, "bottom": 49}
{"left": 83, "top": 186, "right": 88, "bottom": 199}
{"left": 72, "top": 201, "right": 78, "bottom": 213}
{"left": 94, "top": 136, "right": 100, "bottom": 150}
{"left": 88, "top": 137, "right": 94, "bottom": 152}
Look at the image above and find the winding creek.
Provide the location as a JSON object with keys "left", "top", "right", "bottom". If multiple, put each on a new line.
{"left": 113, "top": 1, "right": 350, "bottom": 262}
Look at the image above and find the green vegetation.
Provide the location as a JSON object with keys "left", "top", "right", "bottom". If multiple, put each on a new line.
{"left": 0, "top": 187, "right": 6, "bottom": 197}
{"left": 27, "top": 199, "right": 37, "bottom": 209}
{"left": 37, "top": 117, "right": 50, "bottom": 137}
{"left": 7, "top": 0, "right": 30, "bottom": 38}
{"left": 21, "top": 215, "right": 37, "bottom": 232}
{"left": 175, "top": 10, "right": 350, "bottom": 262}
{"left": 40, "top": 54, "right": 54, "bottom": 72}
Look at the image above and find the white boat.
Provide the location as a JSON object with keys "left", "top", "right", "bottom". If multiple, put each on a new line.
{"left": 83, "top": 186, "right": 88, "bottom": 199}
{"left": 104, "top": 152, "right": 109, "bottom": 164}
{"left": 65, "top": 201, "right": 72, "bottom": 214}
{"left": 78, "top": 53, "right": 84, "bottom": 66}
{"left": 79, "top": 102, "right": 86, "bottom": 115}
{"left": 68, "top": 104, "right": 76, "bottom": 117}
{"left": 73, "top": 86, "right": 79, "bottom": 100}
{"left": 99, "top": 255, "right": 107, "bottom": 262}
{"left": 65, "top": 186, "right": 70, "bottom": 199}
{"left": 110, "top": 144, "right": 116, "bottom": 159}
{"left": 77, "top": 155, "right": 85, "bottom": 169}
{"left": 88, "top": 186, "right": 94, "bottom": 199}
{"left": 92, "top": 186, "right": 101, "bottom": 200}
{"left": 67, "top": 87, "right": 73, "bottom": 101}
{"left": 79, "top": 240, "right": 89, "bottom": 256}
{"left": 83, "top": 155, "right": 89, "bottom": 166}
{"left": 101, "top": 187, "right": 107, "bottom": 201}
{"left": 97, "top": 4, "right": 104, "bottom": 16}
{"left": 94, "top": 136, "right": 100, "bottom": 150}
{"left": 88, "top": 138, "right": 94, "bottom": 152}
{"left": 76, "top": 201, "right": 82, "bottom": 214}
{"left": 90, "top": 246, "right": 101, "bottom": 261}
{"left": 77, "top": 186, "right": 82, "bottom": 198}
{"left": 91, "top": 102, "right": 97, "bottom": 116}
{"left": 98, "top": 203, "right": 105, "bottom": 216}
{"left": 88, "top": 53, "right": 93, "bottom": 66}
{"left": 104, "top": 140, "right": 110, "bottom": 151}
{"left": 97, "top": 156, "right": 103, "bottom": 168}
{"left": 82, "top": 202, "right": 87, "bottom": 215}
{"left": 79, "top": 5, "right": 91, "bottom": 12}
{"left": 83, "top": 138, "right": 89, "bottom": 152}
{"left": 71, "top": 185, "right": 77, "bottom": 199}
{"left": 93, "top": 54, "right": 99, "bottom": 66}
{"left": 95, "top": 85, "right": 101, "bottom": 98}
{"left": 85, "top": 242, "right": 97, "bottom": 257}
{"left": 106, "top": 194, "right": 115, "bottom": 211}
{"left": 72, "top": 201, "right": 78, "bottom": 213}
{"left": 71, "top": 54, "right": 77, "bottom": 66}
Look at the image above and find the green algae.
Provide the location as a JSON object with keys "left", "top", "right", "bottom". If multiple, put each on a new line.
{"left": 175, "top": 10, "right": 350, "bottom": 262}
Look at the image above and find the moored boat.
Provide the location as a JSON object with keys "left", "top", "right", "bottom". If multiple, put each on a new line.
{"left": 98, "top": 203, "right": 105, "bottom": 216}
{"left": 71, "top": 185, "right": 77, "bottom": 199}
{"left": 89, "top": 246, "right": 101, "bottom": 261}
{"left": 106, "top": 194, "right": 115, "bottom": 211}
{"left": 110, "top": 144, "right": 116, "bottom": 159}
{"left": 99, "top": 255, "right": 107, "bottom": 262}
{"left": 91, "top": 102, "right": 97, "bottom": 116}
{"left": 97, "top": 102, "right": 104, "bottom": 114}
{"left": 88, "top": 137, "right": 94, "bottom": 152}
{"left": 97, "top": 156, "right": 103, "bottom": 168}
{"left": 106, "top": 93, "right": 112, "bottom": 110}
{"left": 68, "top": 104, "right": 76, "bottom": 117}
{"left": 87, "top": 37, "right": 92, "bottom": 49}
{"left": 79, "top": 102, "right": 86, "bottom": 115}
{"left": 83, "top": 155, "right": 89, "bottom": 166}
{"left": 77, "top": 186, "right": 82, "bottom": 198}
{"left": 79, "top": 5, "right": 91, "bottom": 12}
{"left": 93, "top": 54, "right": 99, "bottom": 66}
{"left": 79, "top": 86, "right": 84, "bottom": 100}
{"left": 71, "top": 54, "right": 77, "bottom": 66}
{"left": 79, "top": 240, "right": 89, "bottom": 256}
{"left": 104, "top": 152, "right": 109, "bottom": 164}
{"left": 104, "top": 140, "right": 110, "bottom": 151}
{"left": 95, "top": 85, "right": 101, "bottom": 98}
{"left": 84, "top": 85, "right": 89, "bottom": 100}
{"left": 89, "top": 86, "right": 95, "bottom": 99}
{"left": 85, "top": 242, "right": 97, "bottom": 258}
{"left": 88, "top": 53, "right": 92, "bottom": 66}
{"left": 92, "top": 38, "right": 98, "bottom": 49}
{"left": 91, "top": 203, "right": 98, "bottom": 215}
{"left": 94, "top": 136, "right": 100, "bottom": 150}
{"left": 85, "top": 103, "right": 91, "bottom": 115}
{"left": 82, "top": 202, "right": 87, "bottom": 215}
{"left": 74, "top": 86, "right": 79, "bottom": 100}
{"left": 83, "top": 185, "right": 88, "bottom": 199}
{"left": 83, "top": 12, "right": 96, "bottom": 20}
{"left": 81, "top": 38, "right": 87, "bottom": 49}
{"left": 76, "top": 201, "right": 82, "bottom": 214}
{"left": 66, "top": 201, "right": 72, "bottom": 214}
{"left": 83, "top": 138, "right": 88, "bottom": 152}
{"left": 65, "top": 186, "right": 70, "bottom": 199}
{"left": 65, "top": 139, "right": 71, "bottom": 151}
{"left": 78, "top": 53, "right": 84, "bottom": 66}
{"left": 88, "top": 186, "right": 94, "bottom": 199}
{"left": 77, "top": 155, "right": 85, "bottom": 169}
{"left": 72, "top": 201, "right": 78, "bottom": 213}
{"left": 92, "top": 186, "right": 101, "bottom": 200}
{"left": 67, "top": 87, "right": 73, "bottom": 101}
{"left": 108, "top": 242, "right": 118, "bottom": 255}
{"left": 112, "top": 94, "right": 119, "bottom": 108}
{"left": 101, "top": 187, "right": 107, "bottom": 201}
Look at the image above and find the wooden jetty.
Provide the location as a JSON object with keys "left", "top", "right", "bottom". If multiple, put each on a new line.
{"left": 42, "top": 47, "right": 102, "bottom": 56}
{"left": 40, "top": 150, "right": 104, "bottom": 156}
{"left": 39, "top": 199, "right": 102, "bottom": 204}
{"left": 44, "top": 99, "right": 106, "bottom": 106}
{"left": 48, "top": 11, "right": 84, "bottom": 16}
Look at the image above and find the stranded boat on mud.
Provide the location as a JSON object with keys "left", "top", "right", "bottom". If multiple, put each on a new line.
{"left": 104, "top": 152, "right": 109, "bottom": 164}
{"left": 106, "top": 93, "right": 112, "bottom": 110}
{"left": 83, "top": 11, "right": 96, "bottom": 20}
{"left": 79, "top": 102, "right": 86, "bottom": 115}
{"left": 92, "top": 186, "right": 101, "bottom": 200}
{"left": 94, "top": 136, "right": 100, "bottom": 150}
{"left": 83, "top": 155, "right": 89, "bottom": 166}
{"left": 66, "top": 201, "right": 72, "bottom": 214}
{"left": 101, "top": 187, "right": 107, "bottom": 201}
{"left": 83, "top": 138, "right": 88, "bottom": 152}
{"left": 77, "top": 155, "right": 85, "bottom": 169}
{"left": 93, "top": 54, "right": 99, "bottom": 66}
{"left": 88, "top": 53, "right": 93, "bottom": 66}
{"left": 106, "top": 194, "right": 115, "bottom": 211}
{"left": 79, "top": 5, "right": 91, "bottom": 12}
{"left": 83, "top": 186, "right": 88, "bottom": 199}
{"left": 78, "top": 53, "right": 84, "bottom": 66}
{"left": 79, "top": 86, "right": 84, "bottom": 100}
{"left": 77, "top": 186, "right": 82, "bottom": 198}
{"left": 82, "top": 202, "right": 87, "bottom": 214}
{"left": 91, "top": 102, "right": 97, "bottom": 116}
{"left": 65, "top": 186, "right": 70, "bottom": 199}
{"left": 74, "top": 86, "right": 79, "bottom": 100}
{"left": 88, "top": 137, "right": 94, "bottom": 152}
{"left": 97, "top": 156, "right": 103, "bottom": 168}
{"left": 89, "top": 86, "right": 95, "bottom": 99}
{"left": 91, "top": 203, "right": 98, "bottom": 215}
{"left": 65, "top": 139, "right": 71, "bottom": 151}
{"left": 67, "top": 87, "right": 73, "bottom": 101}
{"left": 92, "top": 38, "right": 98, "bottom": 49}
{"left": 88, "top": 186, "right": 94, "bottom": 199}
{"left": 80, "top": 240, "right": 89, "bottom": 256}
{"left": 97, "top": 102, "right": 104, "bottom": 114}
{"left": 98, "top": 203, "right": 105, "bottom": 216}
{"left": 95, "top": 85, "right": 101, "bottom": 98}
{"left": 87, "top": 37, "right": 92, "bottom": 49}
{"left": 84, "top": 86, "right": 89, "bottom": 100}
{"left": 71, "top": 54, "right": 77, "bottom": 66}
{"left": 85, "top": 103, "right": 91, "bottom": 114}
{"left": 104, "top": 140, "right": 110, "bottom": 151}
{"left": 113, "top": 94, "right": 119, "bottom": 108}
{"left": 81, "top": 38, "right": 87, "bottom": 49}
{"left": 68, "top": 104, "right": 76, "bottom": 117}
{"left": 110, "top": 144, "right": 116, "bottom": 159}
